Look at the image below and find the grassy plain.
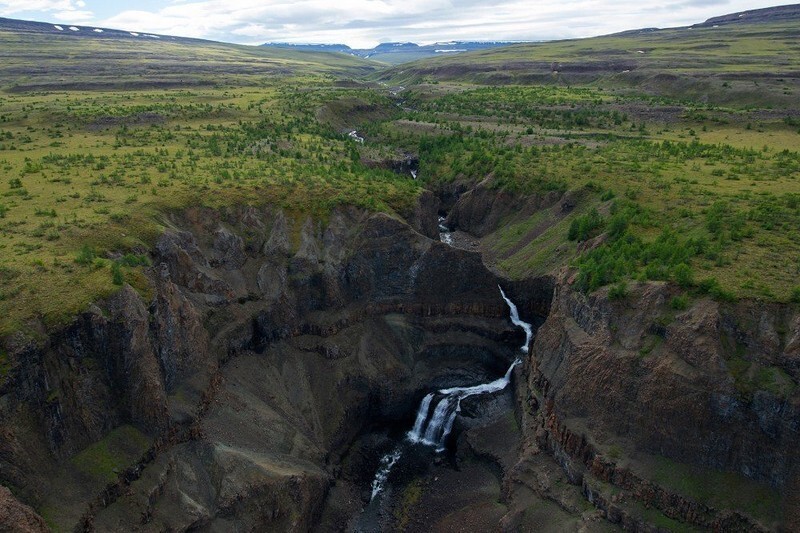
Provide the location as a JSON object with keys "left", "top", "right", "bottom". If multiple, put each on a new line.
{"left": 377, "top": 19, "right": 800, "bottom": 107}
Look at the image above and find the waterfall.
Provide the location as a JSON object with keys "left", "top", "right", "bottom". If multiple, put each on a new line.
{"left": 499, "top": 285, "right": 533, "bottom": 353}
{"left": 408, "top": 393, "right": 434, "bottom": 439}
{"left": 367, "top": 287, "right": 533, "bottom": 500}
{"left": 406, "top": 359, "right": 520, "bottom": 451}
{"left": 438, "top": 216, "right": 453, "bottom": 245}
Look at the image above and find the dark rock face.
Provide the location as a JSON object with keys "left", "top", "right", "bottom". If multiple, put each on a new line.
{"left": 4, "top": 178, "right": 792, "bottom": 531}
{"left": 525, "top": 272, "right": 800, "bottom": 491}
{"left": 0, "top": 199, "right": 548, "bottom": 531}
{"left": 528, "top": 270, "right": 800, "bottom": 530}
{"left": 445, "top": 182, "right": 563, "bottom": 237}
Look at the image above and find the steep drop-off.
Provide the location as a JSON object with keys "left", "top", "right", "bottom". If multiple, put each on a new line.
{"left": 437, "top": 183, "right": 799, "bottom": 531}
{"left": 0, "top": 199, "right": 552, "bottom": 531}
{"left": 2, "top": 177, "right": 798, "bottom": 531}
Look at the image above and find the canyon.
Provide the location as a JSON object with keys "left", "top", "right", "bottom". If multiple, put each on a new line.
{"left": 1, "top": 182, "right": 797, "bottom": 531}
{"left": 0, "top": 4, "right": 799, "bottom": 529}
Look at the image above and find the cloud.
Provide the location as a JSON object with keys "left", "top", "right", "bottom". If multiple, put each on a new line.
{"left": 5, "top": 0, "right": 784, "bottom": 48}
{"left": 53, "top": 9, "right": 93, "bottom": 22}
{"left": 0, "top": 0, "right": 92, "bottom": 19}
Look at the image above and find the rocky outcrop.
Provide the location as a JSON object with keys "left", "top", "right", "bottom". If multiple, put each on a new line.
{"left": 445, "top": 181, "right": 563, "bottom": 237}
{"left": 520, "top": 270, "right": 799, "bottom": 529}
{"left": 403, "top": 189, "right": 439, "bottom": 240}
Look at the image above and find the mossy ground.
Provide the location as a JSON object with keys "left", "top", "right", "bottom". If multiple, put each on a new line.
{"left": 69, "top": 425, "right": 151, "bottom": 483}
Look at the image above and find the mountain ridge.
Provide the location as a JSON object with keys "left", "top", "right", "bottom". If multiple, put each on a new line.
{"left": 260, "top": 40, "right": 532, "bottom": 65}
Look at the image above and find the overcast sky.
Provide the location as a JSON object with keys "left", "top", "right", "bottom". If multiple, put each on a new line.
{"left": 0, "top": 1, "right": 786, "bottom": 48}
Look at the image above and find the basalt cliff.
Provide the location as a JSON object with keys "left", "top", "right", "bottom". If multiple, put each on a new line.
{"left": 0, "top": 189, "right": 797, "bottom": 531}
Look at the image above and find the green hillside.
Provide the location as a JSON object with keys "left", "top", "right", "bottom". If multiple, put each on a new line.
{"left": 377, "top": 19, "right": 800, "bottom": 108}
{"left": 0, "top": 22, "right": 378, "bottom": 92}
{"left": 1, "top": 10, "right": 799, "bottom": 336}
{"left": 365, "top": 14, "right": 800, "bottom": 302}
{"left": 0, "top": 27, "right": 413, "bottom": 335}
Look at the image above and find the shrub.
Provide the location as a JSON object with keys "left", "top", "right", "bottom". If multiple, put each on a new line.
{"left": 791, "top": 287, "right": 800, "bottom": 304}
{"left": 608, "top": 281, "right": 628, "bottom": 300}
{"left": 670, "top": 294, "right": 690, "bottom": 310}
{"left": 568, "top": 208, "right": 604, "bottom": 241}
{"left": 600, "top": 189, "right": 616, "bottom": 201}
{"left": 697, "top": 277, "right": 721, "bottom": 294}
{"left": 119, "top": 253, "right": 150, "bottom": 267}
{"left": 697, "top": 277, "right": 736, "bottom": 302}
{"left": 607, "top": 212, "right": 628, "bottom": 239}
{"left": 111, "top": 262, "right": 124, "bottom": 285}
{"left": 672, "top": 263, "right": 694, "bottom": 288}
{"left": 75, "top": 245, "right": 96, "bottom": 265}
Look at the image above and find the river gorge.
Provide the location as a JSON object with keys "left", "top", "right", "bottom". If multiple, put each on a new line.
{"left": 0, "top": 183, "right": 797, "bottom": 531}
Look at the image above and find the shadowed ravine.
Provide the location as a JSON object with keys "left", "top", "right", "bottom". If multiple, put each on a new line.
{"left": 359, "top": 288, "right": 530, "bottom": 517}
{"left": 1, "top": 185, "right": 796, "bottom": 532}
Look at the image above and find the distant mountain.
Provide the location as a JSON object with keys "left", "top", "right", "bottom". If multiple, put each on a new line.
{"left": 698, "top": 3, "right": 800, "bottom": 26}
{"left": 260, "top": 43, "right": 354, "bottom": 54}
{"left": 262, "top": 40, "right": 530, "bottom": 65}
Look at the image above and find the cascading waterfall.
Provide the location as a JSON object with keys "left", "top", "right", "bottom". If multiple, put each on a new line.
{"left": 409, "top": 393, "right": 434, "bottom": 438}
{"left": 367, "top": 286, "right": 534, "bottom": 501}
{"left": 370, "top": 448, "right": 402, "bottom": 500}
{"left": 499, "top": 285, "right": 532, "bottom": 353}
{"left": 438, "top": 216, "right": 453, "bottom": 245}
{"left": 406, "top": 360, "right": 519, "bottom": 451}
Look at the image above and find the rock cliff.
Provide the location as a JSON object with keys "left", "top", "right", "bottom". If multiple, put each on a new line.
{"left": 2, "top": 181, "right": 797, "bottom": 531}
{"left": 0, "top": 200, "right": 551, "bottom": 531}
{"left": 517, "top": 270, "right": 799, "bottom": 530}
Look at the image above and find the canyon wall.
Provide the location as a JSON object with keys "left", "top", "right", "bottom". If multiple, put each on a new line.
{"left": 518, "top": 270, "right": 799, "bottom": 530}
{"left": 0, "top": 201, "right": 551, "bottom": 531}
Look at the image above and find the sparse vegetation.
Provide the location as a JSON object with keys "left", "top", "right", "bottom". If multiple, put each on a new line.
{"left": 69, "top": 425, "right": 151, "bottom": 483}
{"left": 0, "top": 9, "right": 797, "bottom": 533}
{"left": 0, "top": 15, "right": 797, "bottom": 335}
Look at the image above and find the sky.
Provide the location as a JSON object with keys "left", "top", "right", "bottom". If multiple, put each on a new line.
{"left": 0, "top": 0, "right": 787, "bottom": 48}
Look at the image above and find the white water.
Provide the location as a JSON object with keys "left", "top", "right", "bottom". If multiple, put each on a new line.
{"left": 348, "top": 130, "right": 364, "bottom": 143}
{"left": 367, "top": 287, "right": 532, "bottom": 500}
{"left": 438, "top": 216, "right": 453, "bottom": 246}
{"left": 409, "top": 393, "right": 433, "bottom": 437}
{"left": 407, "top": 359, "right": 519, "bottom": 451}
{"left": 370, "top": 448, "right": 402, "bottom": 500}
{"left": 499, "top": 285, "right": 533, "bottom": 353}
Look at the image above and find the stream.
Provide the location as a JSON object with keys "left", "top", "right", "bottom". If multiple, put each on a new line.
{"left": 438, "top": 216, "right": 453, "bottom": 246}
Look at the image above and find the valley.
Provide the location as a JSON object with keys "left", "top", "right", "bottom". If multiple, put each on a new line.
{"left": 0, "top": 5, "right": 798, "bottom": 532}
